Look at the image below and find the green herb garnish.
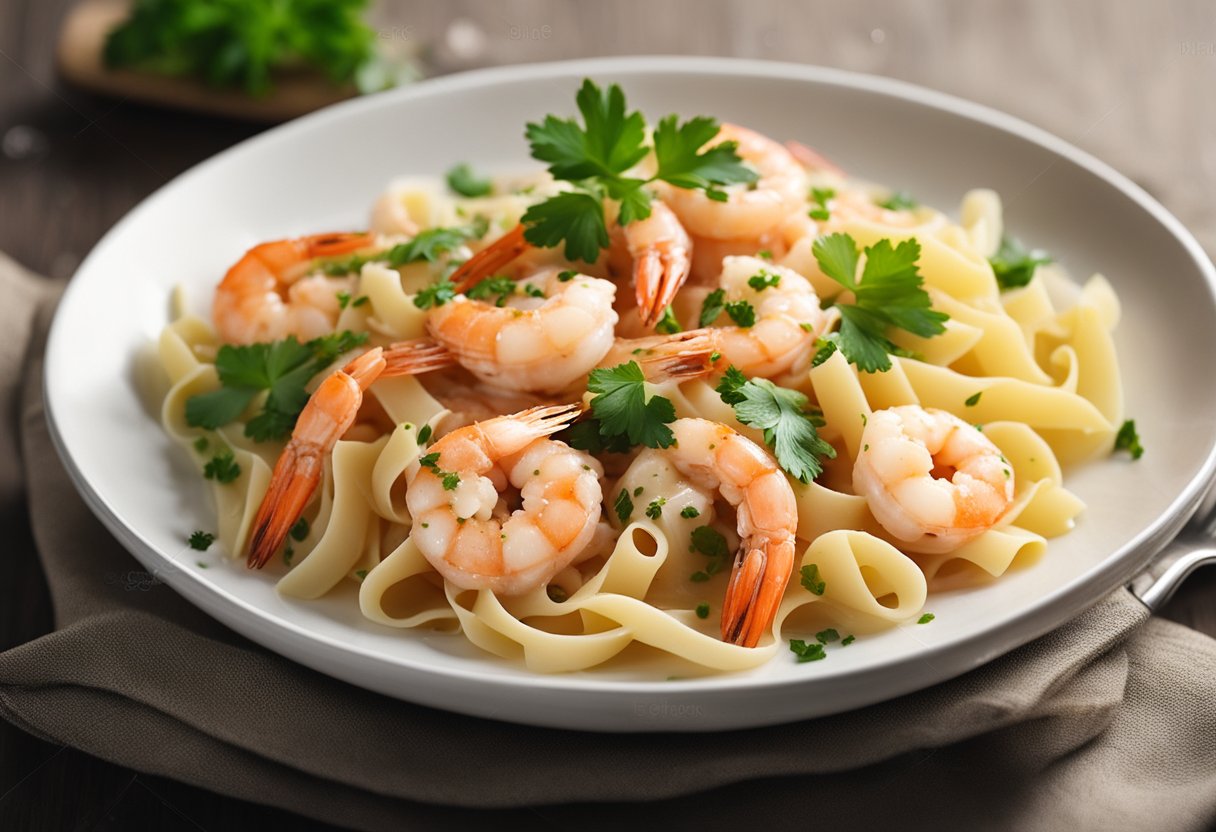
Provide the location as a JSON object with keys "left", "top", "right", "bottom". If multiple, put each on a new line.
{"left": 800, "top": 563, "right": 826, "bottom": 596}
{"left": 989, "top": 235, "right": 1052, "bottom": 291}
{"left": 188, "top": 530, "right": 215, "bottom": 551}
{"left": 446, "top": 162, "right": 493, "bottom": 197}
{"left": 789, "top": 639, "right": 827, "bottom": 662}
{"left": 585, "top": 361, "right": 677, "bottom": 450}
{"left": 1114, "top": 419, "right": 1144, "bottom": 460}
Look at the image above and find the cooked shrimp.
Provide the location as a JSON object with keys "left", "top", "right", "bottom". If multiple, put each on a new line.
{"left": 245, "top": 340, "right": 454, "bottom": 568}
{"left": 405, "top": 404, "right": 603, "bottom": 595}
{"left": 427, "top": 267, "right": 619, "bottom": 395}
{"left": 659, "top": 419, "right": 799, "bottom": 647}
{"left": 853, "top": 405, "right": 1015, "bottom": 554}
{"left": 697, "top": 255, "right": 834, "bottom": 381}
{"left": 658, "top": 124, "right": 807, "bottom": 242}
{"left": 214, "top": 232, "right": 375, "bottom": 344}
{"left": 449, "top": 200, "right": 692, "bottom": 328}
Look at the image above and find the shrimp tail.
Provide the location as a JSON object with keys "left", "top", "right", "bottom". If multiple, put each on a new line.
{"left": 450, "top": 224, "right": 531, "bottom": 293}
{"left": 634, "top": 239, "right": 692, "bottom": 328}
{"left": 515, "top": 403, "right": 584, "bottom": 436}
{"left": 381, "top": 338, "right": 457, "bottom": 377}
{"left": 632, "top": 330, "right": 717, "bottom": 384}
{"left": 247, "top": 444, "right": 323, "bottom": 569}
{"left": 721, "top": 537, "right": 796, "bottom": 647}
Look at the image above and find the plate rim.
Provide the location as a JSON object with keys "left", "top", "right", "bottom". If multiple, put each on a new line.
{"left": 43, "top": 55, "right": 1216, "bottom": 714}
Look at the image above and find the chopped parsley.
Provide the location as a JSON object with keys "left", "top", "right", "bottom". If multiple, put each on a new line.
{"left": 290, "top": 518, "right": 310, "bottom": 541}
{"left": 917, "top": 612, "right": 935, "bottom": 624}
{"left": 614, "top": 489, "right": 634, "bottom": 523}
{"left": 695, "top": 602, "right": 710, "bottom": 619}
{"left": 419, "top": 452, "right": 461, "bottom": 490}
{"left": 203, "top": 450, "right": 240, "bottom": 484}
{"left": 557, "top": 269, "right": 577, "bottom": 282}
{"left": 841, "top": 634, "right": 856, "bottom": 646}
{"left": 698, "top": 288, "right": 727, "bottom": 327}
{"left": 446, "top": 162, "right": 493, "bottom": 197}
{"left": 716, "top": 367, "right": 835, "bottom": 483}
{"left": 386, "top": 218, "right": 488, "bottom": 267}
{"left": 989, "top": 235, "right": 1052, "bottom": 290}
{"left": 680, "top": 505, "right": 700, "bottom": 519}
{"left": 1114, "top": 419, "right": 1144, "bottom": 460}
{"left": 877, "top": 190, "right": 918, "bottom": 211}
{"left": 724, "top": 299, "right": 756, "bottom": 328}
{"left": 811, "top": 232, "right": 948, "bottom": 373}
{"left": 413, "top": 279, "right": 458, "bottom": 310}
{"left": 521, "top": 80, "right": 757, "bottom": 262}
{"left": 808, "top": 186, "right": 835, "bottom": 221}
{"left": 645, "top": 497, "right": 666, "bottom": 519}
{"left": 336, "top": 291, "right": 352, "bottom": 309}
{"left": 965, "top": 391, "right": 982, "bottom": 407}
{"left": 192, "top": 436, "right": 209, "bottom": 452}
{"left": 655, "top": 305, "right": 682, "bottom": 335}
{"left": 789, "top": 639, "right": 827, "bottom": 662}
{"left": 354, "top": 569, "right": 368, "bottom": 580}
{"left": 466, "top": 275, "right": 518, "bottom": 306}
{"left": 585, "top": 361, "right": 677, "bottom": 450}
{"left": 416, "top": 423, "right": 432, "bottom": 444}
{"left": 815, "top": 628, "right": 839, "bottom": 644}
{"left": 689, "top": 525, "right": 731, "bottom": 581}
{"left": 800, "top": 563, "right": 826, "bottom": 596}
{"left": 185, "top": 330, "right": 369, "bottom": 442}
{"left": 188, "top": 531, "right": 215, "bottom": 551}
{"left": 746, "top": 270, "right": 781, "bottom": 292}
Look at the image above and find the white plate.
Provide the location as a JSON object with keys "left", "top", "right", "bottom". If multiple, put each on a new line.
{"left": 45, "top": 57, "right": 1216, "bottom": 731}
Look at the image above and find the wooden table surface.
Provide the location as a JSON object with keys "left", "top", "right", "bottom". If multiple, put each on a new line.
{"left": 3, "top": 0, "right": 1215, "bottom": 828}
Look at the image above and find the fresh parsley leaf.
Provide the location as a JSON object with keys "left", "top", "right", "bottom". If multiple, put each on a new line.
{"left": 446, "top": 162, "right": 493, "bottom": 197}
{"left": 586, "top": 361, "right": 677, "bottom": 449}
{"left": 556, "top": 417, "right": 633, "bottom": 455}
{"left": 203, "top": 450, "right": 240, "bottom": 484}
{"left": 747, "top": 270, "right": 781, "bottom": 292}
{"left": 466, "top": 275, "right": 518, "bottom": 306}
{"left": 645, "top": 497, "right": 666, "bottom": 519}
{"left": 416, "top": 423, "right": 432, "bottom": 444}
{"left": 699, "top": 288, "right": 726, "bottom": 327}
{"left": 614, "top": 489, "right": 634, "bottom": 523}
{"left": 187, "top": 331, "right": 368, "bottom": 443}
{"left": 651, "top": 114, "right": 758, "bottom": 194}
{"left": 680, "top": 505, "right": 700, "bottom": 519}
{"left": 810, "top": 336, "right": 838, "bottom": 368}
{"left": 917, "top": 612, "right": 936, "bottom": 624}
{"left": 655, "top": 305, "right": 682, "bottom": 335}
{"left": 387, "top": 220, "right": 486, "bottom": 267}
{"left": 188, "top": 530, "right": 215, "bottom": 551}
{"left": 800, "top": 563, "right": 826, "bottom": 595}
{"left": 716, "top": 367, "right": 836, "bottom": 483}
{"left": 877, "top": 190, "right": 918, "bottom": 211}
{"left": 815, "top": 628, "right": 840, "bottom": 644}
{"left": 691, "top": 526, "right": 729, "bottom": 559}
{"left": 413, "top": 279, "right": 457, "bottom": 309}
{"left": 695, "top": 602, "right": 710, "bottom": 619}
{"left": 522, "top": 80, "right": 755, "bottom": 261}
{"left": 812, "top": 233, "right": 948, "bottom": 373}
{"left": 841, "top": 634, "right": 856, "bottom": 646}
{"left": 103, "top": 0, "right": 379, "bottom": 96}
{"left": 336, "top": 291, "right": 352, "bottom": 309}
{"left": 789, "top": 639, "right": 826, "bottom": 662}
{"left": 521, "top": 191, "right": 610, "bottom": 264}
{"left": 724, "top": 299, "right": 756, "bottom": 328}
{"left": 1114, "top": 419, "right": 1144, "bottom": 460}
{"left": 989, "top": 235, "right": 1052, "bottom": 290}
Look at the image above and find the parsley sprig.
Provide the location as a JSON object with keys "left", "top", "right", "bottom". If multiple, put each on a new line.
{"left": 521, "top": 80, "right": 758, "bottom": 262}
{"left": 716, "top": 367, "right": 835, "bottom": 483}
{"left": 584, "top": 361, "right": 678, "bottom": 450}
{"left": 185, "top": 330, "right": 368, "bottom": 442}
{"left": 811, "top": 232, "right": 948, "bottom": 373}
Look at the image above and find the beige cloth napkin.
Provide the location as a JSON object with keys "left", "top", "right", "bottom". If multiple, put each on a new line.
{"left": 1, "top": 252, "right": 1214, "bottom": 831}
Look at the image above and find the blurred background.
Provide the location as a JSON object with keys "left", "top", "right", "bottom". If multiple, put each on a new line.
{"left": 2, "top": 0, "right": 1214, "bottom": 827}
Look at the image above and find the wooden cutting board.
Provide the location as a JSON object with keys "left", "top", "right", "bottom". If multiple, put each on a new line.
{"left": 56, "top": 0, "right": 359, "bottom": 122}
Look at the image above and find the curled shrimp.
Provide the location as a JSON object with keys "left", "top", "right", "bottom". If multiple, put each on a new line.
{"left": 246, "top": 340, "right": 454, "bottom": 568}
{"left": 448, "top": 200, "right": 692, "bottom": 328}
{"left": 698, "top": 255, "right": 835, "bottom": 380}
{"left": 659, "top": 124, "right": 807, "bottom": 242}
{"left": 427, "top": 266, "right": 620, "bottom": 395}
{"left": 213, "top": 232, "right": 376, "bottom": 345}
{"left": 660, "top": 418, "right": 799, "bottom": 647}
{"left": 405, "top": 404, "right": 603, "bottom": 595}
{"left": 853, "top": 405, "right": 1015, "bottom": 554}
